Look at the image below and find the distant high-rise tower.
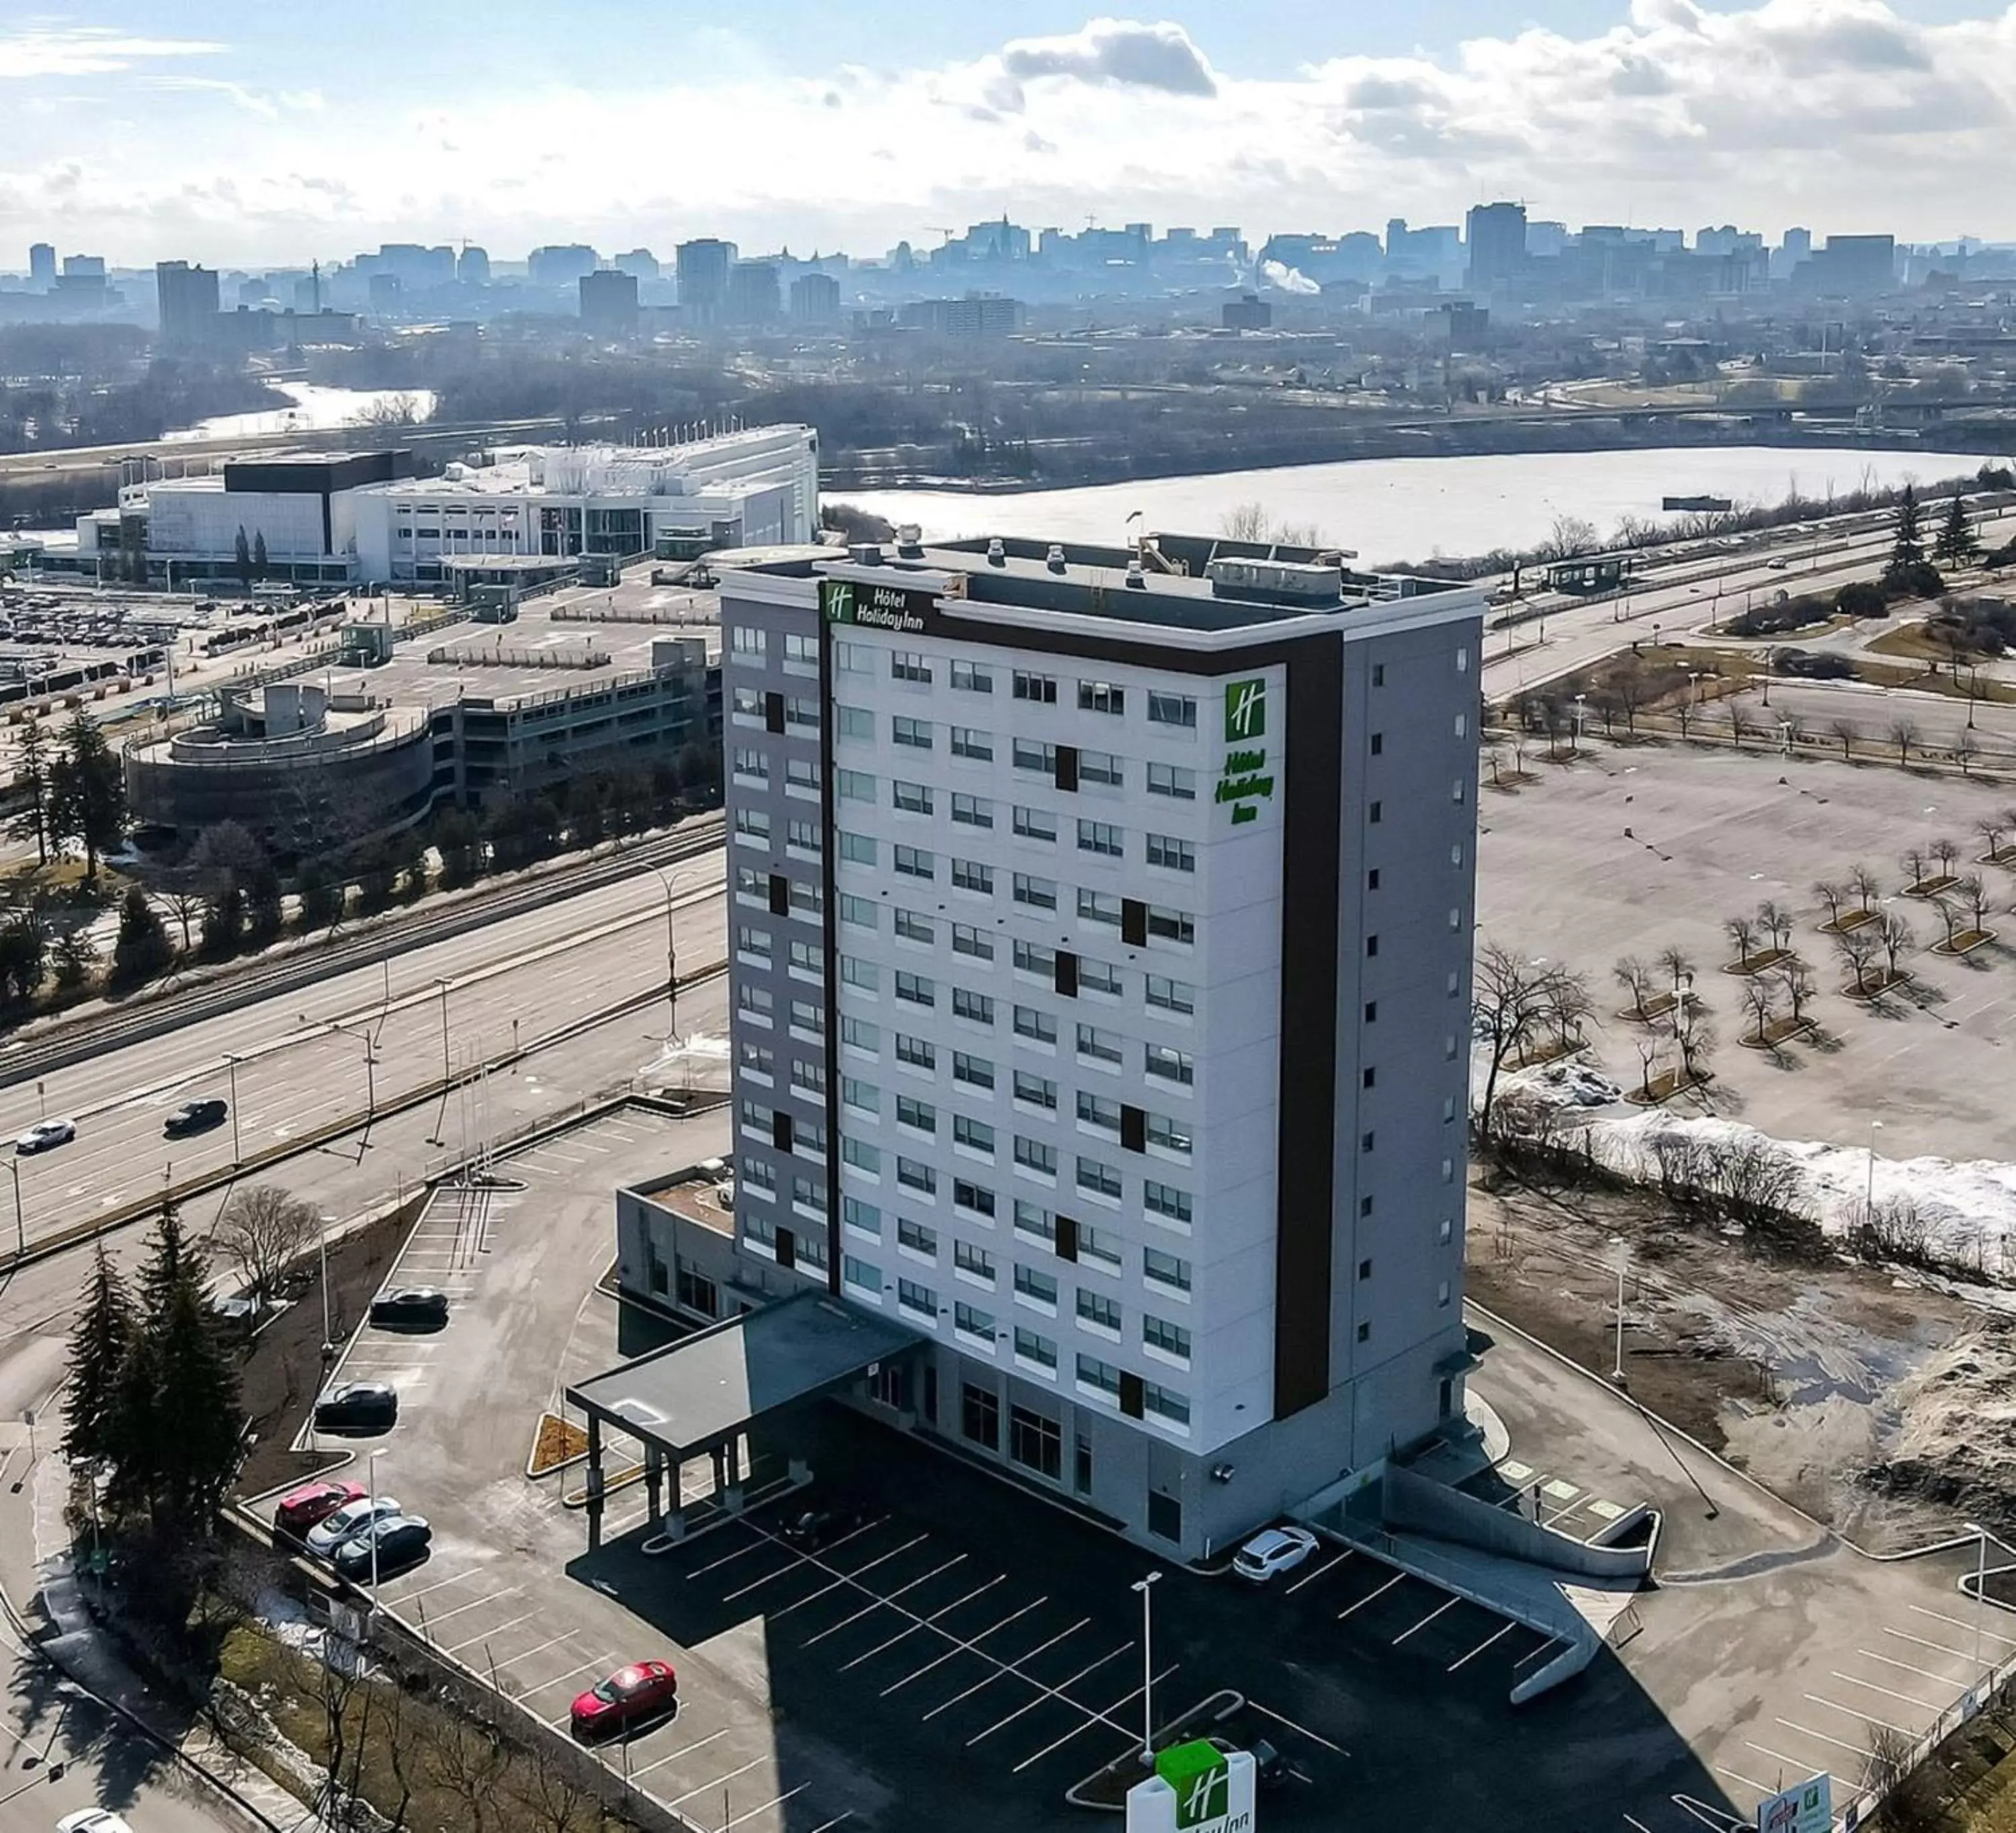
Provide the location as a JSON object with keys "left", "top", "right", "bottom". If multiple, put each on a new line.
{"left": 675, "top": 239, "right": 737, "bottom": 323}
{"left": 579, "top": 267, "right": 640, "bottom": 338}
{"left": 457, "top": 245, "right": 491, "bottom": 287}
{"left": 725, "top": 260, "right": 780, "bottom": 326}
{"left": 788, "top": 270, "right": 841, "bottom": 327}
{"left": 155, "top": 261, "right": 220, "bottom": 347}
{"left": 27, "top": 243, "right": 54, "bottom": 289}
{"left": 1464, "top": 202, "right": 1527, "bottom": 292}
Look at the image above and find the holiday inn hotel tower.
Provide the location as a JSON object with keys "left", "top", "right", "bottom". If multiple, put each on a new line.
{"left": 708, "top": 531, "right": 1484, "bottom": 1560}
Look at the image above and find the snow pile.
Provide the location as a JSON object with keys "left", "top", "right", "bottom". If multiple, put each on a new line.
{"left": 1492, "top": 1052, "right": 2016, "bottom": 1269}
{"left": 1879, "top": 1322, "right": 2016, "bottom": 1521}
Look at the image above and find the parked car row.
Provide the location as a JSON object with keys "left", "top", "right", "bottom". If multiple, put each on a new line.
{"left": 271, "top": 1480, "right": 431, "bottom": 1580}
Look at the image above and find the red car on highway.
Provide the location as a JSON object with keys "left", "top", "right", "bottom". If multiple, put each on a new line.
{"left": 571, "top": 1662, "right": 679, "bottom": 1740}
{"left": 274, "top": 1480, "right": 366, "bottom": 1539}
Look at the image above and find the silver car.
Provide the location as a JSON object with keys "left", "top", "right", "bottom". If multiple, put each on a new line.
{"left": 304, "top": 1494, "right": 403, "bottom": 1560}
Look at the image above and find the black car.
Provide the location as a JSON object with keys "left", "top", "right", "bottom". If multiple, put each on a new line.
{"left": 781, "top": 1504, "right": 863, "bottom": 1551}
{"left": 331, "top": 1514, "right": 431, "bottom": 1581}
{"left": 368, "top": 1287, "right": 450, "bottom": 1332}
{"left": 164, "top": 1097, "right": 228, "bottom": 1138}
{"left": 314, "top": 1381, "right": 398, "bottom": 1435}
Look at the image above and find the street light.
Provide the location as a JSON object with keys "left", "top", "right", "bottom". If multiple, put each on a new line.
{"left": 319, "top": 1211, "right": 334, "bottom": 1362}
{"left": 1572, "top": 693, "right": 1587, "bottom": 753}
{"left": 223, "top": 1053, "right": 244, "bottom": 1162}
{"left": 1865, "top": 1119, "right": 1884, "bottom": 1220}
{"left": 7, "top": 1156, "right": 21, "bottom": 1256}
{"left": 1132, "top": 1572, "right": 1161, "bottom": 1766}
{"left": 1609, "top": 1233, "right": 1629, "bottom": 1386}
{"left": 651, "top": 864, "right": 682, "bottom": 1039}
{"left": 434, "top": 978, "right": 452, "bottom": 1084}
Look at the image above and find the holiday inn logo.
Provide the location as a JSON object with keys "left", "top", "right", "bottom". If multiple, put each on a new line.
{"left": 1224, "top": 677, "right": 1266, "bottom": 742}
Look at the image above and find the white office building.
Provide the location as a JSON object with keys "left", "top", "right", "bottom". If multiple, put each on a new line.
{"left": 622, "top": 532, "right": 1485, "bottom": 1562}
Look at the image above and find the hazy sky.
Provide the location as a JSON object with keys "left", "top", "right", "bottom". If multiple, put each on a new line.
{"left": 3, "top": 1, "right": 2012, "bottom": 266}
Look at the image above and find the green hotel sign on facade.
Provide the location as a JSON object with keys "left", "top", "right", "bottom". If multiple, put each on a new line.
{"left": 1216, "top": 677, "right": 1275, "bottom": 825}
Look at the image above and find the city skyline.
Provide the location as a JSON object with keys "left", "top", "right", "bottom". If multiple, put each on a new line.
{"left": 2, "top": 2, "right": 2013, "bottom": 264}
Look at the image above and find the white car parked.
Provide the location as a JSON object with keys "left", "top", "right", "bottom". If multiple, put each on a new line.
{"left": 1232, "top": 1525, "right": 1320, "bottom": 1583}
{"left": 60, "top": 1812, "right": 137, "bottom": 1833}
{"left": 306, "top": 1494, "right": 404, "bottom": 1560}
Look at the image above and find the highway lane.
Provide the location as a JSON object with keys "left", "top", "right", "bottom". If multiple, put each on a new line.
{"left": 1481, "top": 507, "right": 2016, "bottom": 703}
{"left": 1, "top": 851, "right": 725, "bottom": 1256}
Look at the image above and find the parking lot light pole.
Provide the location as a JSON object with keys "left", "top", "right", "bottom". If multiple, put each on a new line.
{"left": 1609, "top": 1234, "right": 1628, "bottom": 1386}
{"left": 435, "top": 979, "right": 452, "bottom": 1084}
{"left": 1132, "top": 1572, "right": 1161, "bottom": 1766}
{"left": 319, "top": 1213, "right": 334, "bottom": 1363}
{"left": 7, "top": 1157, "right": 20, "bottom": 1256}
{"left": 652, "top": 865, "right": 681, "bottom": 1039}
{"left": 368, "top": 1447, "right": 386, "bottom": 1603}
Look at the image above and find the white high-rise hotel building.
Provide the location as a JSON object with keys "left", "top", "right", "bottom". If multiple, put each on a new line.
{"left": 716, "top": 534, "right": 1483, "bottom": 1558}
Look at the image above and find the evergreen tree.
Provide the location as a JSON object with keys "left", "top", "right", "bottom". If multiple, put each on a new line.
{"left": 201, "top": 878, "right": 245, "bottom": 956}
{"left": 111, "top": 884, "right": 172, "bottom": 984}
{"left": 233, "top": 526, "right": 252, "bottom": 588}
{"left": 0, "top": 911, "right": 48, "bottom": 1005}
{"left": 51, "top": 927, "right": 99, "bottom": 990}
{"left": 148, "top": 1273, "right": 244, "bottom": 1521}
{"left": 1935, "top": 494, "right": 1980, "bottom": 566}
{"left": 1888, "top": 482, "right": 1925, "bottom": 575}
{"left": 294, "top": 860, "right": 341, "bottom": 931}
{"left": 251, "top": 531, "right": 269, "bottom": 579}
{"left": 46, "top": 711, "right": 126, "bottom": 878}
{"left": 61, "top": 1244, "right": 134, "bottom": 1468}
{"left": 8, "top": 720, "right": 51, "bottom": 865}
{"left": 245, "top": 861, "right": 284, "bottom": 943}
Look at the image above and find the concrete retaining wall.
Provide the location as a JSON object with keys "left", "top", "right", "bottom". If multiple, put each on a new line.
{"left": 1382, "top": 1465, "right": 1652, "bottom": 1580}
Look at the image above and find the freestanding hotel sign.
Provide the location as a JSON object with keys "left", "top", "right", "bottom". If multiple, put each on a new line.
{"left": 1125, "top": 1742, "right": 1257, "bottom": 1833}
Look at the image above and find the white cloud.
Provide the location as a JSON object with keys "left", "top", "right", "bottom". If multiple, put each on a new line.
{"left": 3, "top": 5, "right": 2015, "bottom": 261}
{"left": 0, "top": 26, "right": 222, "bottom": 79}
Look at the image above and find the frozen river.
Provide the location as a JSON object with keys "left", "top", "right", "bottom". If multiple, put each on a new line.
{"left": 830, "top": 444, "right": 1994, "bottom": 568}
{"left": 165, "top": 382, "right": 436, "bottom": 443}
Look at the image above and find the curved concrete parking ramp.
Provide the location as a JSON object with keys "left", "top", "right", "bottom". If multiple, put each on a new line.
{"left": 1298, "top": 1463, "right": 1652, "bottom": 1702}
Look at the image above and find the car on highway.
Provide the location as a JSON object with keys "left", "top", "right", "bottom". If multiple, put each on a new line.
{"left": 368, "top": 1287, "right": 450, "bottom": 1331}
{"left": 274, "top": 1479, "right": 366, "bottom": 1539}
{"left": 780, "top": 1502, "right": 864, "bottom": 1551}
{"left": 306, "top": 1494, "right": 405, "bottom": 1560}
{"left": 163, "top": 1097, "right": 228, "bottom": 1138}
{"left": 1232, "top": 1525, "right": 1320, "bottom": 1583}
{"left": 59, "top": 1811, "right": 136, "bottom": 1833}
{"left": 570, "top": 1661, "right": 679, "bottom": 1740}
{"left": 331, "top": 1513, "right": 431, "bottom": 1582}
{"left": 314, "top": 1381, "right": 398, "bottom": 1436}
{"left": 16, "top": 1117, "right": 75, "bottom": 1154}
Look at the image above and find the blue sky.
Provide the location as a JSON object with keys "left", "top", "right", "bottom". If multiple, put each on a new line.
{"left": 3, "top": 3, "right": 2013, "bottom": 264}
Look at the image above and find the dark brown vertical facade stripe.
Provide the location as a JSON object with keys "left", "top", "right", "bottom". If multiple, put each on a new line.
{"left": 1273, "top": 636, "right": 1343, "bottom": 1419}
{"left": 816, "top": 604, "right": 843, "bottom": 1293}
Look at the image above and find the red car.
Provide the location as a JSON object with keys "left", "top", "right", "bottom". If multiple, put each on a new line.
{"left": 571, "top": 1662, "right": 679, "bottom": 1740}
{"left": 274, "top": 1480, "right": 366, "bottom": 1539}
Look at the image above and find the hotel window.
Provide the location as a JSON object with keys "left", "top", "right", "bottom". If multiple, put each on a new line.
{"left": 1146, "top": 762, "right": 1196, "bottom": 801}
{"left": 953, "top": 1051, "right": 995, "bottom": 1091}
{"left": 1143, "top": 1383, "right": 1189, "bottom": 1427}
{"left": 1143, "top": 1315, "right": 1191, "bottom": 1361}
{"left": 839, "top": 831, "right": 876, "bottom": 865}
{"left": 1015, "top": 1265, "right": 1058, "bottom": 1307}
{"left": 1077, "top": 1024, "right": 1123, "bottom": 1066}
{"left": 1145, "top": 835, "right": 1194, "bottom": 873}
{"left": 1014, "top": 1328, "right": 1058, "bottom": 1373}
{"left": 895, "top": 1033, "right": 935, "bottom": 1071}
{"left": 844, "top": 1257, "right": 883, "bottom": 1297}
{"left": 1077, "top": 1355, "right": 1122, "bottom": 1400}
{"left": 835, "top": 638, "right": 874, "bottom": 674}
{"left": 840, "top": 894, "right": 877, "bottom": 930}
{"left": 952, "top": 658, "right": 993, "bottom": 693}
{"left": 731, "top": 626, "right": 765, "bottom": 658}
{"left": 894, "top": 845, "right": 935, "bottom": 880}
{"left": 843, "top": 1197, "right": 881, "bottom": 1238}
{"left": 1013, "top": 939, "right": 1056, "bottom": 978}
{"left": 1146, "top": 905, "right": 1194, "bottom": 945}
{"left": 898, "top": 1279, "right": 939, "bottom": 1320}
{"left": 950, "top": 726, "right": 993, "bottom": 761}
{"left": 1013, "top": 738, "right": 1057, "bottom": 775}
{"left": 1013, "top": 671, "right": 1058, "bottom": 705}
{"left": 894, "top": 972, "right": 935, "bottom": 1008}
{"left": 1013, "top": 805, "right": 1057, "bottom": 842}
{"left": 890, "top": 650, "right": 931, "bottom": 684}
{"left": 1148, "top": 692, "right": 1197, "bottom": 729}
{"left": 1015, "top": 1136, "right": 1059, "bottom": 1177}
{"left": 1013, "top": 1071, "right": 1057, "bottom": 1111}
{"left": 893, "top": 908, "right": 935, "bottom": 945}
{"left": 952, "top": 923, "right": 993, "bottom": 961}
{"left": 1077, "top": 1290, "right": 1121, "bottom": 1332}
{"left": 1143, "top": 1181, "right": 1191, "bottom": 1228}
{"left": 954, "top": 1116, "right": 996, "bottom": 1156}
{"left": 784, "top": 697, "right": 821, "bottom": 731}
{"left": 1013, "top": 1006, "right": 1057, "bottom": 1045}
{"left": 896, "top": 1094, "right": 937, "bottom": 1135}
{"left": 952, "top": 987, "right": 996, "bottom": 1025}
{"left": 1077, "top": 1156, "right": 1122, "bottom": 1200}
{"left": 1146, "top": 1111, "right": 1191, "bottom": 1156}
{"left": 955, "top": 1302, "right": 997, "bottom": 1344}
{"left": 1013, "top": 1201, "right": 1054, "bottom": 1248}
{"left": 1080, "top": 958, "right": 1123, "bottom": 996}
{"left": 786, "top": 819, "right": 821, "bottom": 853}
{"left": 836, "top": 768, "right": 874, "bottom": 803}
{"left": 893, "top": 780, "right": 933, "bottom": 816}
{"left": 892, "top": 715, "right": 933, "bottom": 749}
{"left": 1080, "top": 750, "right": 1123, "bottom": 787}
{"left": 734, "top": 808, "right": 771, "bottom": 845}
{"left": 1143, "top": 1246, "right": 1192, "bottom": 1293}
{"left": 1076, "top": 1091, "right": 1121, "bottom": 1134}
{"left": 952, "top": 858, "right": 994, "bottom": 894}
{"left": 1144, "top": 1043, "right": 1193, "bottom": 1086}
{"left": 1013, "top": 873, "right": 1058, "bottom": 911}
{"left": 1144, "top": 974, "right": 1193, "bottom": 1015}
{"left": 1077, "top": 820, "right": 1123, "bottom": 858}
{"left": 1077, "top": 681, "right": 1125, "bottom": 716}
{"left": 955, "top": 1240, "right": 996, "bottom": 1282}
{"left": 837, "top": 704, "right": 874, "bottom": 739}
{"left": 841, "top": 1015, "right": 880, "bottom": 1054}
{"left": 732, "top": 747, "right": 768, "bottom": 781}
{"left": 952, "top": 794, "right": 993, "bottom": 828}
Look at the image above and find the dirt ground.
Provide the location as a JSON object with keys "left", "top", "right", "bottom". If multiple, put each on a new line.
{"left": 1465, "top": 1165, "right": 1985, "bottom": 1551}
{"left": 233, "top": 1196, "right": 423, "bottom": 1498}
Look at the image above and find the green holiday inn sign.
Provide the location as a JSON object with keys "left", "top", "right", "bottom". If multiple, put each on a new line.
{"left": 1216, "top": 677, "right": 1275, "bottom": 825}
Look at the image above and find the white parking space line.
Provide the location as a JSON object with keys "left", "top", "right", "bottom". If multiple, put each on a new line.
{"left": 838, "top": 1575, "right": 1005, "bottom": 1671}
{"left": 806, "top": 1815, "right": 855, "bottom": 1833}
{"left": 527, "top": 1654, "right": 617, "bottom": 1703}
{"left": 1745, "top": 1739, "right": 1820, "bottom": 1775}
{"left": 882, "top": 1598, "right": 1050, "bottom": 1699}
{"left": 418, "top": 1586, "right": 523, "bottom": 1628}
{"left": 632, "top": 1726, "right": 730, "bottom": 1780}
{"left": 1392, "top": 1598, "right": 1461, "bottom": 1646}
{"left": 1712, "top": 1762, "right": 1777, "bottom": 1799}
{"left": 665, "top": 1755, "right": 770, "bottom": 1807}
{"left": 1882, "top": 1625, "right": 1978, "bottom": 1666}
{"left": 1337, "top": 1574, "right": 1406, "bottom": 1621}
{"left": 724, "top": 1787, "right": 810, "bottom": 1830}
{"left": 1515, "top": 1636, "right": 1564, "bottom": 1670}
{"left": 445, "top": 1607, "right": 543, "bottom": 1657}
{"left": 762, "top": 1533, "right": 932, "bottom": 1618}
{"left": 1910, "top": 1603, "right": 2016, "bottom": 1648}
{"left": 1448, "top": 1621, "right": 1519, "bottom": 1673}
{"left": 1776, "top": 1718, "right": 1877, "bottom": 1761}
{"left": 718, "top": 1556, "right": 818, "bottom": 1605}
{"left": 1832, "top": 1668, "right": 1943, "bottom": 1712}
{"left": 802, "top": 1555, "right": 968, "bottom": 1647}
{"left": 1857, "top": 1648, "right": 1966, "bottom": 1692}
{"left": 1245, "top": 1699, "right": 1347, "bottom": 1756}
{"left": 1010, "top": 1664, "right": 1177, "bottom": 1775}
{"left": 1285, "top": 1549, "right": 1351, "bottom": 1594}
{"left": 391, "top": 1568, "right": 487, "bottom": 1605}
{"left": 915, "top": 1615, "right": 1087, "bottom": 1715}
{"left": 966, "top": 1642, "right": 1132, "bottom": 1748}
{"left": 498, "top": 1628, "right": 575, "bottom": 1671}
{"left": 1803, "top": 1693, "right": 1907, "bottom": 1735}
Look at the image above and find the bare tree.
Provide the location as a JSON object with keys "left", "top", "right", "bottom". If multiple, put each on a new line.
{"left": 1674, "top": 698, "right": 1695, "bottom": 740}
{"left": 1655, "top": 944, "right": 1696, "bottom": 1003}
{"left": 1673, "top": 1007, "right": 1716, "bottom": 1089}
{"left": 1902, "top": 843, "right": 1931, "bottom": 890}
{"left": 1724, "top": 912, "right": 1761, "bottom": 969}
{"left": 1826, "top": 716, "right": 1858, "bottom": 763}
{"left": 156, "top": 874, "right": 208, "bottom": 955}
{"left": 1548, "top": 968, "right": 1595, "bottom": 1053}
{"left": 1613, "top": 955, "right": 1656, "bottom": 1021}
{"left": 1835, "top": 925, "right": 1879, "bottom": 995}
{"left": 1932, "top": 836, "right": 1960, "bottom": 880}
{"left": 1955, "top": 730, "right": 1980, "bottom": 776}
{"left": 211, "top": 1183, "right": 317, "bottom": 1308}
{"left": 1979, "top": 814, "right": 2009, "bottom": 863}
{"left": 1960, "top": 873, "right": 1994, "bottom": 935}
{"left": 1847, "top": 862, "right": 1880, "bottom": 913}
{"left": 1887, "top": 716, "right": 1923, "bottom": 764}
{"left": 1472, "top": 941, "right": 1591, "bottom": 1140}
{"left": 1741, "top": 976, "right": 1776, "bottom": 1043}
{"left": 425, "top": 1717, "right": 513, "bottom": 1833}
{"left": 1724, "top": 699, "right": 1751, "bottom": 747}
{"left": 507, "top": 1742, "right": 602, "bottom": 1833}
{"left": 1812, "top": 880, "right": 1847, "bottom": 929}
{"left": 1757, "top": 899, "right": 1794, "bottom": 955}
{"left": 1878, "top": 909, "right": 1915, "bottom": 981}
{"left": 1634, "top": 1033, "right": 1662, "bottom": 1101}
{"left": 1933, "top": 892, "right": 1964, "bottom": 950}
{"left": 1773, "top": 961, "right": 1816, "bottom": 1029}
{"left": 1484, "top": 740, "right": 1504, "bottom": 787}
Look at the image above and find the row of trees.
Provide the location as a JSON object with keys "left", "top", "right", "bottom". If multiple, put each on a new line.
{"left": 10, "top": 712, "right": 127, "bottom": 878}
